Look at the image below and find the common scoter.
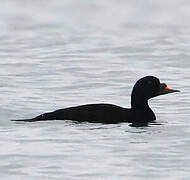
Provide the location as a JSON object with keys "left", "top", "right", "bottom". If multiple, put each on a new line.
{"left": 12, "top": 76, "right": 179, "bottom": 125}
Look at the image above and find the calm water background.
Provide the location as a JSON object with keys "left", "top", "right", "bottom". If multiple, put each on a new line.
{"left": 0, "top": 1, "right": 190, "bottom": 179}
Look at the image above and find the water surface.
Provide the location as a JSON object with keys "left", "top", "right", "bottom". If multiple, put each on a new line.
{"left": 0, "top": 1, "right": 190, "bottom": 180}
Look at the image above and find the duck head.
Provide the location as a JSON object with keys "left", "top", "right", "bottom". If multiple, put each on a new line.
{"left": 131, "top": 76, "right": 180, "bottom": 108}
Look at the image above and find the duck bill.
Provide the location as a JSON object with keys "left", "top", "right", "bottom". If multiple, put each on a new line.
{"left": 159, "top": 83, "right": 180, "bottom": 95}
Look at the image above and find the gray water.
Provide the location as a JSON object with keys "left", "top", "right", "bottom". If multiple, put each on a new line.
{"left": 0, "top": 1, "right": 190, "bottom": 179}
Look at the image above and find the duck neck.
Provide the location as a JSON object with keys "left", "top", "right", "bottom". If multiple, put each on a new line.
{"left": 131, "top": 95, "right": 150, "bottom": 110}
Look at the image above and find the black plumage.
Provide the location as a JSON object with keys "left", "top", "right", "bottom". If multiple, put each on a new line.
{"left": 12, "top": 76, "right": 179, "bottom": 125}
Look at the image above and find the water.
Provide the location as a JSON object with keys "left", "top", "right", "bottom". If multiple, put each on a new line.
{"left": 0, "top": 1, "right": 190, "bottom": 179}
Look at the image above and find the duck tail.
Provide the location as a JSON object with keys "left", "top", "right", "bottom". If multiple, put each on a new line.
{"left": 11, "top": 112, "right": 55, "bottom": 122}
